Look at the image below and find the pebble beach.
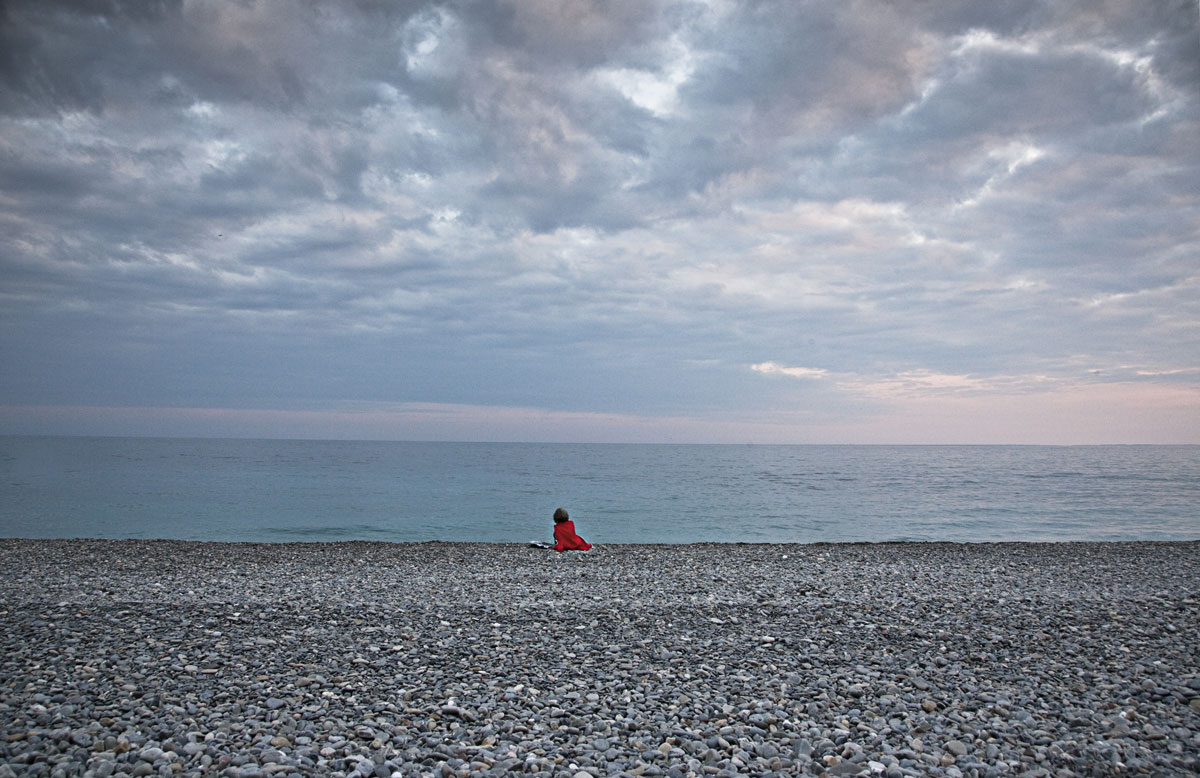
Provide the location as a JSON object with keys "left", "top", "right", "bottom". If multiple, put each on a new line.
{"left": 1, "top": 540, "right": 1198, "bottom": 778}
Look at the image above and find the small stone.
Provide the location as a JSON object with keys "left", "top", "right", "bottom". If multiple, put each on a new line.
{"left": 139, "top": 747, "right": 164, "bottom": 762}
{"left": 265, "top": 697, "right": 286, "bottom": 710}
{"left": 921, "top": 699, "right": 938, "bottom": 712}
{"left": 440, "top": 705, "right": 476, "bottom": 721}
{"left": 944, "top": 740, "right": 968, "bottom": 757}
{"left": 269, "top": 735, "right": 290, "bottom": 748}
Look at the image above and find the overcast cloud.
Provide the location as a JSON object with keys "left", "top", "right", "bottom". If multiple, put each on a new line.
{"left": 1, "top": 0, "right": 1197, "bottom": 443}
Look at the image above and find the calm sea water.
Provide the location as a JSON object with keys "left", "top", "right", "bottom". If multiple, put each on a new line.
{"left": 0, "top": 436, "right": 1197, "bottom": 544}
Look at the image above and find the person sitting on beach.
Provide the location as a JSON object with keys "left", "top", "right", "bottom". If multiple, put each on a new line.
{"left": 552, "top": 507, "right": 592, "bottom": 552}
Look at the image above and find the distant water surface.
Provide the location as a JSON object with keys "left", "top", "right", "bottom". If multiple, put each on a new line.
{"left": 0, "top": 437, "right": 1196, "bottom": 543}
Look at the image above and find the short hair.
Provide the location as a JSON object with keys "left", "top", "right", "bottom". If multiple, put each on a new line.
{"left": 553, "top": 507, "right": 569, "bottom": 523}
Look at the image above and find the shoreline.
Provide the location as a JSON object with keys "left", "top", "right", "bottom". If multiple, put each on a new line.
{"left": 2, "top": 540, "right": 1198, "bottom": 777}
{"left": 3, "top": 537, "right": 1199, "bottom": 546}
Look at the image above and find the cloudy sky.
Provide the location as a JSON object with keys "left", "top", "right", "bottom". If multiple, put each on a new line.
{"left": 1, "top": 0, "right": 1198, "bottom": 443}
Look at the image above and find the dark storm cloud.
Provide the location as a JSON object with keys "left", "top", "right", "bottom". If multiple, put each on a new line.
{"left": 686, "top": 1, "right": 927, "bottom": 122}
{"left": 472, "top": 0, "right": 672, "bottom": 70}
{"left": 0, "top": 0, "right": 1197, "bottom": 440}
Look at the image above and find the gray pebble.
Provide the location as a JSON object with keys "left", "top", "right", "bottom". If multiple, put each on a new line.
{"left": 137, "top": 747, "right": 164, "bottom": 762}
{"left": 944, "top": 739, "right": 968, "bottom": 757}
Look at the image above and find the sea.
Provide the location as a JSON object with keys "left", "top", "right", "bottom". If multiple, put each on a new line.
{"left": 0, "top": 436, "right": 1197, "bottom": 544}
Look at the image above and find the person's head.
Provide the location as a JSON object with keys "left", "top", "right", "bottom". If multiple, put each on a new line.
{"left": 553, "top": 507, "right": 569, "bottom": 523}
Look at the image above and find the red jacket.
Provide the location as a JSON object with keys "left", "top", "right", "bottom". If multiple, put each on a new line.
{"left": 553, "top": 520, "right": 592, "bottom": 552}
